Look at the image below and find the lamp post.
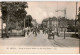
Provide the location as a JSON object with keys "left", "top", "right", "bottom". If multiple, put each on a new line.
{"left": 56, "top": 11, "right": 59, "bottom": 36}
{"left": 1, "top": 17, "right": 3, "bottom": 38}
{"left": 75, "top": 2, "right": 78, "bottom": 35}
{"left": 64, "top": 8, "right": 66, "bottom": 39}
{"left": 56, "top": 8, "right": 66, "bottom": 38}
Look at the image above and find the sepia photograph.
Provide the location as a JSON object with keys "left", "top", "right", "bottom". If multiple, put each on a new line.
{"left": 0, "top": 1, "right": 80, "bottom": 54}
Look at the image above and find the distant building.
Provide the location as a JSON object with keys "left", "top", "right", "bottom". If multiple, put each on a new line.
{"left": 42, "top": 17, "right": 58, "bottom": 32}
{"left": 42, "top": 19, "right": 47, "bottom": 28}
{"left": 31, "top": 19, "right": 38, "bottom": 27}
{"left": 47, "top": 18, "right": 57, "bottom": 31}
{"left": 42, "top": 17, "right": 68, "bottom": 32}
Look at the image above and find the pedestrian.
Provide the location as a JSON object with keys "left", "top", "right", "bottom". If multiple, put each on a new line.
{"left": 33, "top": 27, "right": 37, "bottom": 36}
{"left": 24, "top": 27, "right": 29, "bottom": 37}
{"left": 43, "top": 29, "right": 45, "bottom": 34}
{"left": 1, "top": 23, "right": 9, "bottom": 38}
{"left": 52, "top": 31, "right": 55, "bottom": 39}
{"left": 37, "top": 28, "right": 40, "bottom": 34}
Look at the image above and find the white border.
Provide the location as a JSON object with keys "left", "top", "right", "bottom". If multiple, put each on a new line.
{"left": 0, "top": 0, "right": 80, "bottom": 55}
{"left": 0, "top": 0, "right": 80, "bottom": 2}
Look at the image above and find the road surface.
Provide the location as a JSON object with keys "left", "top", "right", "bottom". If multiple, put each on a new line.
{"left": 0, "top": 31, "right": 53, "bottom": 46}
{"left": 0, "top": 30, "right": 79, "bottom": 47}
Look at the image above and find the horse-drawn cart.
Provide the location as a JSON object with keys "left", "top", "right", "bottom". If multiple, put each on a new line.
{"left": 48, "top": 29, "right": 55, "bottom": 39}
{"left": 48, "top": 31, "right": 54, "bottom": 39}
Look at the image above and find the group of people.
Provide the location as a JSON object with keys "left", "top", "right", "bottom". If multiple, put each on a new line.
{"left": 24, "top": 27, "right": 55, "bottom": 39}
{"left": 42, "top": 28, "right": 55, "bottom": 39}
{"left": 24, "top": 27, "right": 40, "bottom": 37}
{"left": 42, "top": 28, "right": 54, "bottom": 34}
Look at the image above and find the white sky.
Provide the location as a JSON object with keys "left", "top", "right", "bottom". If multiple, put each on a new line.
{"left": 0, "top": 1, "right": 80, "bottom": 24}
{"left": 26, "top": 2, "right": 79, "bottom": 24}
{"left": 0, "top": 1, "right": 80, "bottom": 29}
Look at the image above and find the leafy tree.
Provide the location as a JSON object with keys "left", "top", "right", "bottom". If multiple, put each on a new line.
{"left": 1, "top": 2, "right": 28, "bottom": 37}
{"left": 58, "top": 17, "right": 68, "bottom": 27}
{"left": 25, "top": 15, "right": 33, "bottom": 27}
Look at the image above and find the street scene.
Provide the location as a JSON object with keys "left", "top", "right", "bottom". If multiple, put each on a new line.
{"left": 0, "top": 30, "right": 79, "bottom": 47}
{"left": 0, "top": 2, "right": 80, "bottom": 47}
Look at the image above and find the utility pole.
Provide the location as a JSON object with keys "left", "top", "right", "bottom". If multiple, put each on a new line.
{"left": 75, "top": 2, "right": 78, "bottom": 34}
{"left": 64, "top": 8, "right": 66, "bottom": 39}
{"left": 1, "top": 18, "right": 3, "bottom": 38}
{"left": 56, "top": 2, "right": 59, "bottom": 36}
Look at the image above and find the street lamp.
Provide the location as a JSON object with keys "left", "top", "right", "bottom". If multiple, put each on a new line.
{"left": 56, "top": 8, "right": 66, "bottom": 38}
{"left": 75, "top": 2, "right": 78, "bottom": 34}
{"left": 55, "top": 11, "right": 60, "bottom": 36}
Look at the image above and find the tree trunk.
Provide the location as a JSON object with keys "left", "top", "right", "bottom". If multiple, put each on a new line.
{"left": 23, "top": 18, "right": 25, "bottom": 36}
{"left": 6, "top": 14, "right": 10, "bottom": 38}
{"left": 16, "top": 21, "right": 18, "bottom": 29}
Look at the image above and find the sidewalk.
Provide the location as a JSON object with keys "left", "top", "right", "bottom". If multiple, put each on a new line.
{"left": 50, "top": 35, "right": 79, "bottom": 47}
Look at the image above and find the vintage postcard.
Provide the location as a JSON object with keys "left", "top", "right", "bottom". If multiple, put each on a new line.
{"left": 0, "top": 1, "right": 79, "bottom": 54}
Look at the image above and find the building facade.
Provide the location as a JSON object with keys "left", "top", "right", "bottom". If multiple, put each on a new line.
{"left": 42, "top": 17, "right": 68, "bottom": 32}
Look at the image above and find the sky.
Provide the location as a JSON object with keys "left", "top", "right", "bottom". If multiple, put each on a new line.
{"left": 0, "top": 1, "right": 80, "bottom": 29}
{"left": 25, "top": 2, "right": 80, "bottom": 24}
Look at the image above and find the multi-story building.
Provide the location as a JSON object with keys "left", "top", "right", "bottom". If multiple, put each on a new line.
{"left": 42, "top": 17, "right": 58, "bottom": 32}
{"left": 42, "top": 17, "right": 68, "bottom": 32}
{"left": 47, "top": 18, "right": 57, "bottom": 32}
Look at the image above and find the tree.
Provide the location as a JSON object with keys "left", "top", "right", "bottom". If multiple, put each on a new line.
{"left": 1, "top": 2, "right": 28, "bottom": 37}
{"left": 25, "top": 15, "right": 33, "bottom": 27}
